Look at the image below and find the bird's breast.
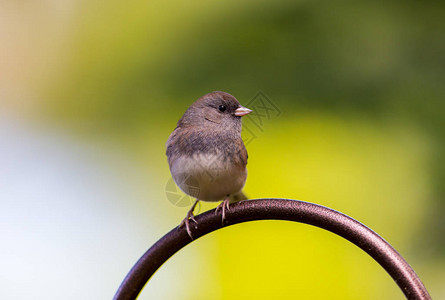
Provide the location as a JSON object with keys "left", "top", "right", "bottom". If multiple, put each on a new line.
{"left": 169, "top": 152, "right": 247, "bottom": 202}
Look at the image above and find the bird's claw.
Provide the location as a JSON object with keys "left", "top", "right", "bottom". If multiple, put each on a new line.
{"left": 215, "top": 197, "right": 231, "bottom": 225}
{"left": 179, "top": 210, "right": 198, "bottom": 239}
{"left": 190, "top": 214, "right": 198, "bottom": 224}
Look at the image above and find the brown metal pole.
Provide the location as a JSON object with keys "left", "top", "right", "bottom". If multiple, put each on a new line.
{"left": 113, "top": 199, "right": 431, "bottom": 300}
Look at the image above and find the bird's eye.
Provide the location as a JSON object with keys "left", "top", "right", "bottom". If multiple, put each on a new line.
{"left": 218, "top": 105, "right": 226, "bottom": 112}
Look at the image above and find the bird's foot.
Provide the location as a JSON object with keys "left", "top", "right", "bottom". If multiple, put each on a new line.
{"left": 178, "top": 199, "right": 199, "bottom": 239}
{"left": 215, "top": 196, "right": 231, "bottom": 225}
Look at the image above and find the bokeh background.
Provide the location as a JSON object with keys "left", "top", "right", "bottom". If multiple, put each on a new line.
{"left": 1, "top": 1, "right": 444, "bottom": 299}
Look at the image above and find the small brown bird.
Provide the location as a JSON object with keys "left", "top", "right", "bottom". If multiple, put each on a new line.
{"left": 166, "top": 91, "right": 252, "bottom": 238}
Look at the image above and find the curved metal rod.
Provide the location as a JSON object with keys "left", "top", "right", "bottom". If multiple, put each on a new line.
{"left": 113, "top": 199, "right": 431, "bottom": 300}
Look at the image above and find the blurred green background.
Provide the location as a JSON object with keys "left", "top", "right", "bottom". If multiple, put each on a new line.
{"left": 1, "top": 0, "right": 444, "bottom": 299}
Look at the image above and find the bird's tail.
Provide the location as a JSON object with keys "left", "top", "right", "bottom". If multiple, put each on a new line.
{"left": 230, "top": 191, "right": 248, "bottom": 203}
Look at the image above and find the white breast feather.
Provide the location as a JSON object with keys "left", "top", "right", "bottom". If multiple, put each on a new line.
{"left": 170, "top": 152, "right": 247, "bottom": 201}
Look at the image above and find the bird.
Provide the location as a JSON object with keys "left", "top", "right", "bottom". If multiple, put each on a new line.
{"left": 166, "top": 91, "right": 252, "bottom": 238}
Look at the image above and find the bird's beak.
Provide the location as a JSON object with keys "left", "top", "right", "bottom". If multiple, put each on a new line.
{"left": 234, "top": 105, "right": 252, "bottom": 117}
